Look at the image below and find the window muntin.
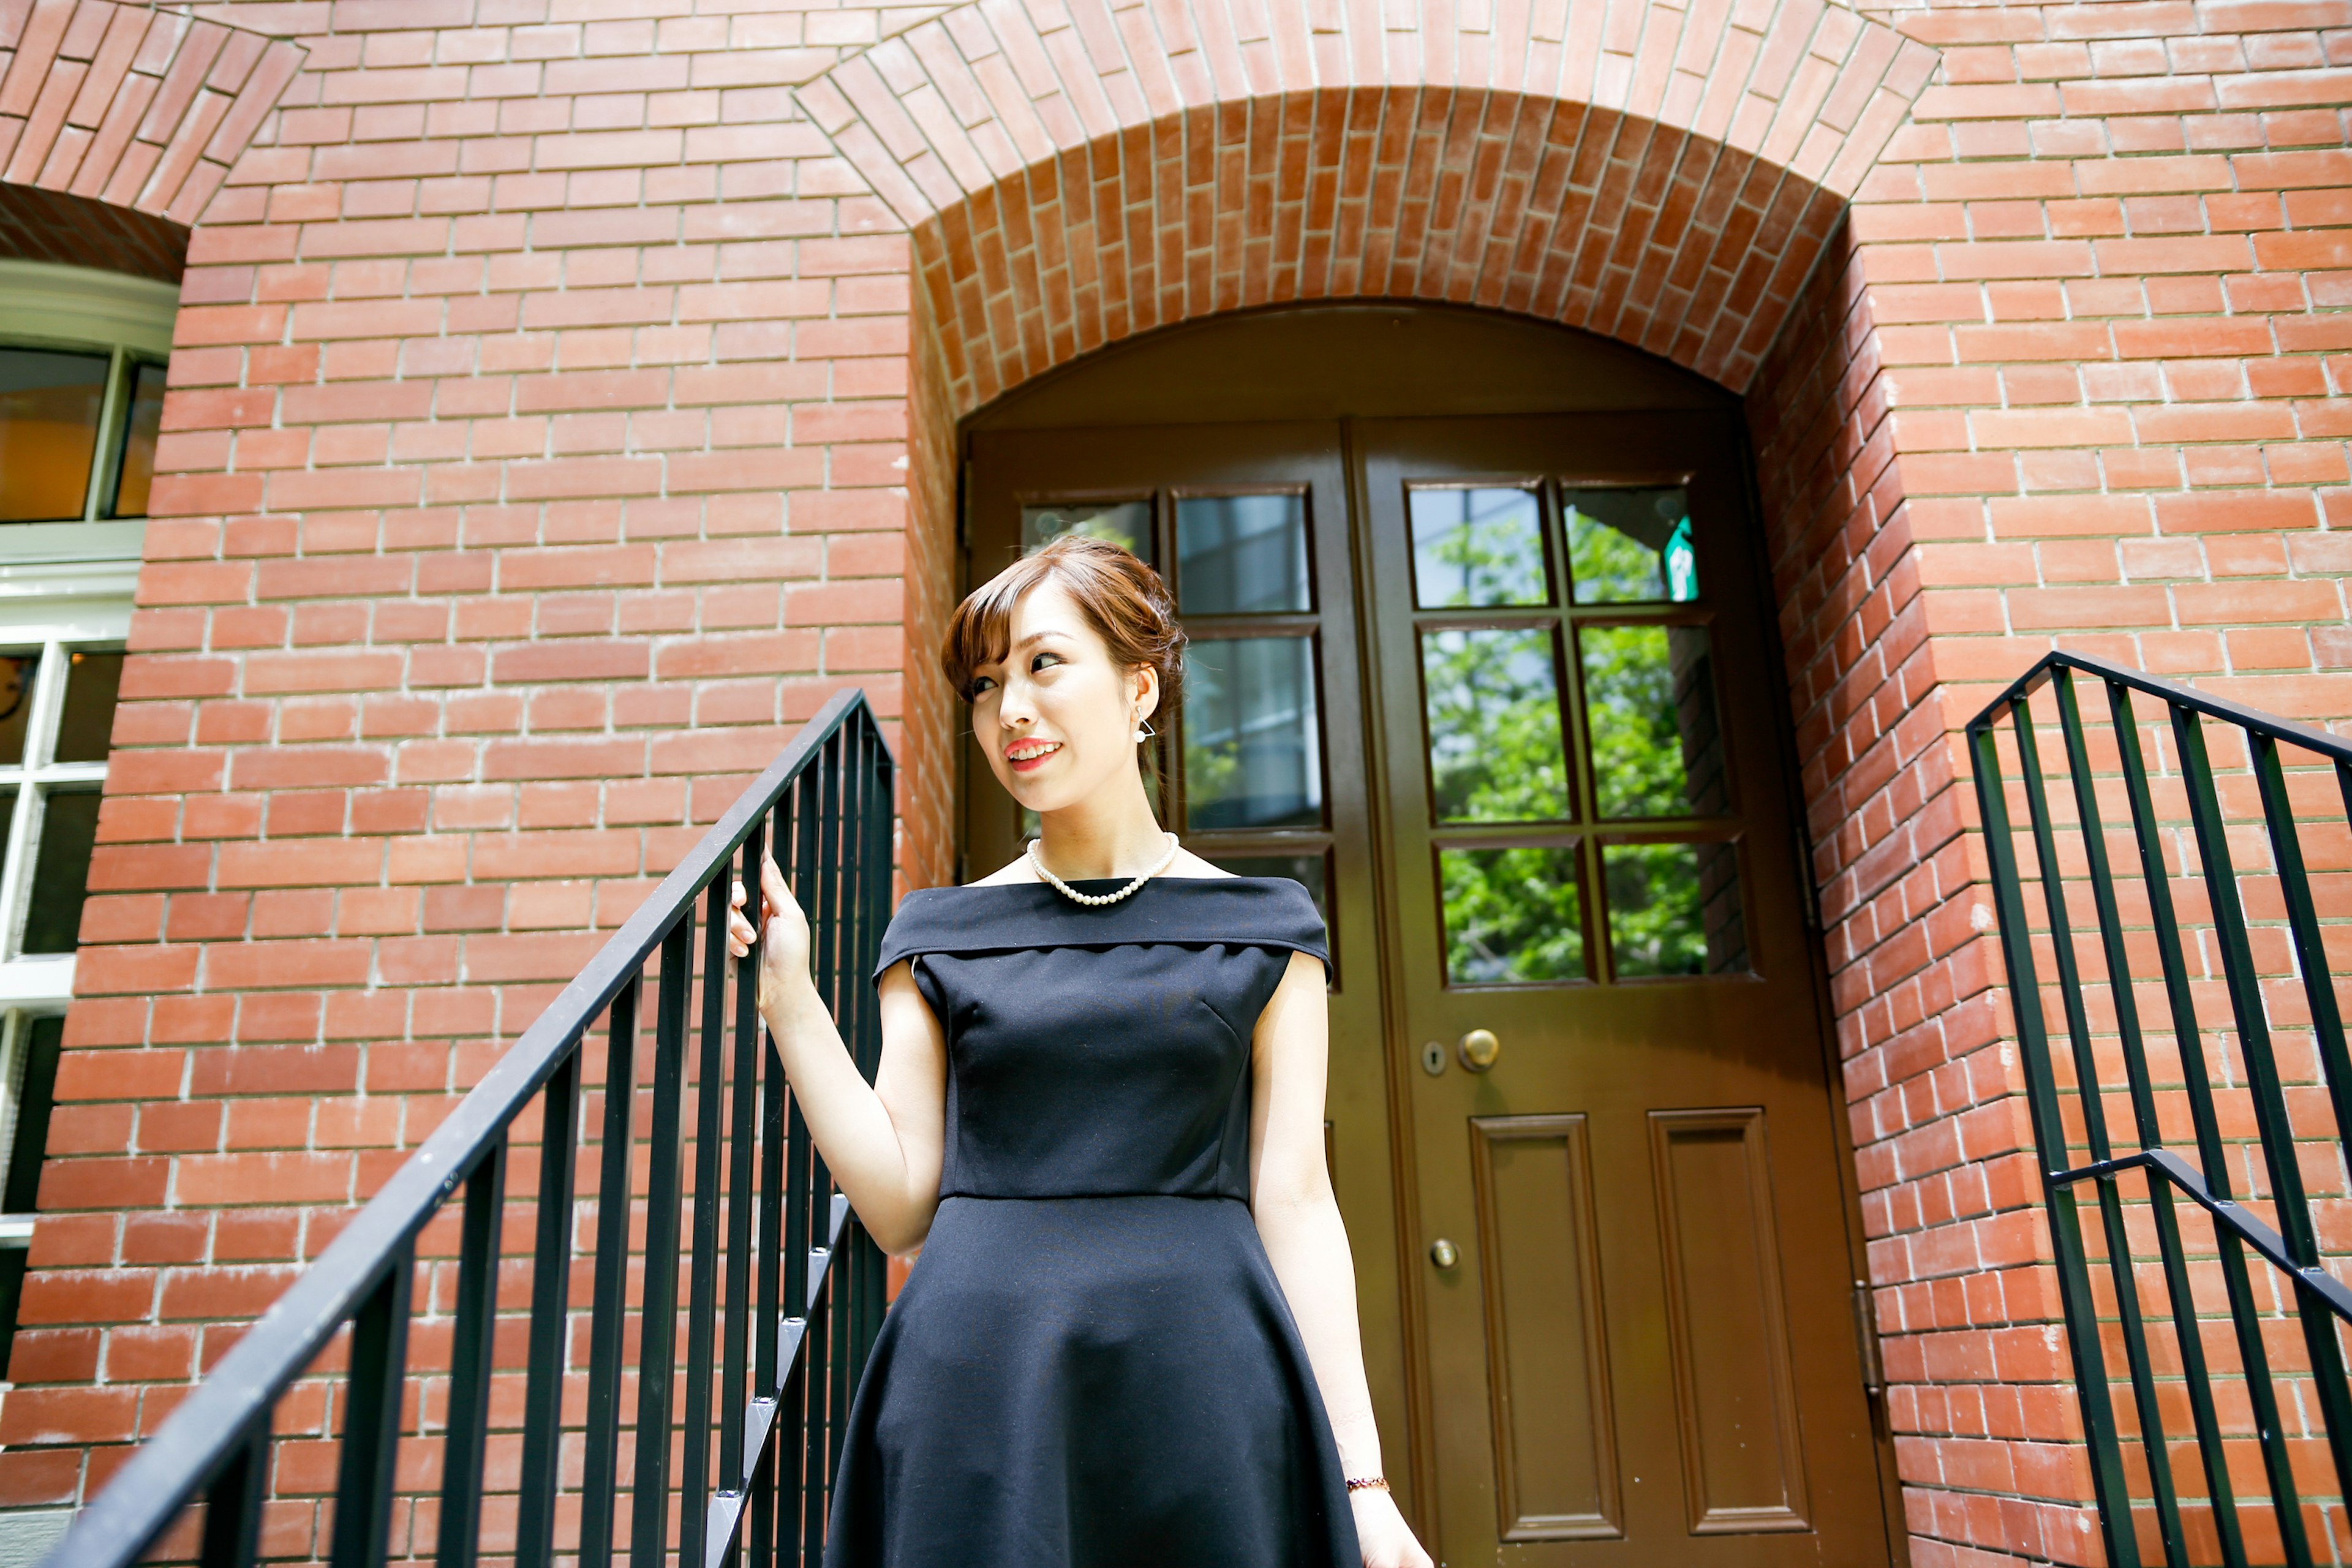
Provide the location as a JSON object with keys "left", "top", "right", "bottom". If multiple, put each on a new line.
{"left": 1406, "top": 475, "right": 1749, "bottom": 987}
{"left": 0, "top": 641, "right": 121, "bottom": 967}
{"left": 1020, "top": 491, "right": 1338, "bottom": 947}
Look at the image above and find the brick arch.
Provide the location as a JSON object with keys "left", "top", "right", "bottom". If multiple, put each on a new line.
{"left": 0, "top": 0, "right": 303, "bottom": 231}
{"left": 795, "top": 0, "right": 1936, "bottom": 399}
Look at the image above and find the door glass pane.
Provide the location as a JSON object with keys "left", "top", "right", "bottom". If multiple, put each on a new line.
{"left": 1022, "top": 500, "right": 1153, "bottom": 563}
{"left": 1578, "top": 624, "right": 1725, "bottom": 819}
{"left": 1176, "top": 494, "right": 1310, "bottom": 613}
{"left": 1602, "top": 840, "right": 1748, "bottom": 977}
{"left": 1409, "top": 486, "right": 1549, "bottom": 608}
{"left": 0, "top": 654, "right": 35, "bottom": 767}
{"left": 23, "top": 788, "right": 101, "bottom": 954}
{"left": 110, "top": 360, "right": 167, "bottom": 519}
{"left": 1441, "top": 845, "right": 1586, "bottom": 984}
{"left": 1565, "top": 487, "right": 1698, "bottom": 604}
{"left": 1204, "top": 851, "right": 1329, "bottom": 925}
{"left": 54, "top": 650, "right": 123, "bottom": 764}
{"left": 1422, "top": 628, "right": 1570, "bottom": 823}
{"left": 0, "top": 349, "right": 108, "bottom": 523}
{"left": 1183, "top": 636, "right": 1322, "bottom": 829}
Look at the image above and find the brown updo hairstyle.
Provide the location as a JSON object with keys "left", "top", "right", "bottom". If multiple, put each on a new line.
{"left": 942, "top": 533, "right": 1186, "bottom": 760}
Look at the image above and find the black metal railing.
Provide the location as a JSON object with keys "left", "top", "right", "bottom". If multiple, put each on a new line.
{"left": 52, "top": 688, "right": 895, "bottom": 1568}
{"left": 1970, "top": 650, "right": 2352, "bottom": 1568}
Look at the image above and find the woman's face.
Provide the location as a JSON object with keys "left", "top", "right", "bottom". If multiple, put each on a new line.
{"left": 967, "top": 578, "right": 1158, "bottom": 815}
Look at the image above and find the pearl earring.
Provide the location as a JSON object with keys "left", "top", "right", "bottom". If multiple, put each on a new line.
{"left": 1133, "top": 716, "right": 1156, "bottom": 742}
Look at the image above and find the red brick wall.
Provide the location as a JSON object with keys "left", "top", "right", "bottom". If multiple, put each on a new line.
{"left": 1747, "top": 4, "right": 2352, "bottom": 1558}
{"left": 0, "top": 1, "right": 2344, "bottom": 1564}
{"left": 1, "top": 0, "right": 926, "bottom": 1514}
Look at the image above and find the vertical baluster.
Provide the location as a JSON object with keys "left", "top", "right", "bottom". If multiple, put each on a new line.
{"left": 2059, "top": 678, "right": 2245, "bottom": 1566}
{"left": 724, "top": 824, "right": 766, "bottom": 1491}
{"left": 2016, "top": 680, "right": 2182, "bottom": 1561}
{"left": 198, "top": 1419, "right": 270, "bottom": 1568}
{"left": 2111, "top": 683, "right": 2292, "bottom": 1562}
{"left": 801, "top": 1242, "right": 831, "bottom": 1568}
{"left": 753, "top": 1003, "right": 786, "bottom": 1568}
{"left": 2252, "top": 734, "right": 2352, "bottom": 1152}
{"left": 1968, "top": 707, "right": 2141, "bottom": 1568}
{"left": 683, "top": 875, "right": 733, "bottom": 1568}
{"left": 515, "top": 1049, "right": 582, "bottom": 1568}
{"left": 435, "top": 1138, "right": 508, "bottom": 1568}
{"left": 579, "top": 980, "right": 641, "bottom": 1568}
{"left": 858, "top": 717, "right": 894, "bottom": 1369}
{"left": 633, "top": 919, "right": 697, "bottom": 1568}
{"left": 330, "top": 1247, "right": 415, "bottom": 1568}
{"left": 2180, "top": 714, "right": 2352, "bottom": 1494}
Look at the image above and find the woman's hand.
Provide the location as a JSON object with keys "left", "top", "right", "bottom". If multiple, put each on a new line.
{"left": 1352, "top": 1488, "right": 1433, "bottom": 1568}
{"left": 725, "top": 851, "right": 815, "bottom": 1016}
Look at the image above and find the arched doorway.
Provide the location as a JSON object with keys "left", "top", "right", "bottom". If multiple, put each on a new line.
{"left": 957, "top": 303, "right": 1898, "bottom": 1565}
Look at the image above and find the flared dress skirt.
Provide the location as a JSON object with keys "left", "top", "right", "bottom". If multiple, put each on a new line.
{"left": 824, "top": 1193, "right": 1359, "bottom": 1567}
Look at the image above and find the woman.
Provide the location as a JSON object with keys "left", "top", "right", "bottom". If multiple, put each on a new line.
{"left": 727, "top": 534, "right": 1433, "bottom": 1568}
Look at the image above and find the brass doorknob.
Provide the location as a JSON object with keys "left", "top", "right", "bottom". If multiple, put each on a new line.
{"left": 1457, "top": 1028, "right": 1501, "bottom": 1072}
{"left": 1429, "top": 1238, "right": 1460, "bottom": 1269}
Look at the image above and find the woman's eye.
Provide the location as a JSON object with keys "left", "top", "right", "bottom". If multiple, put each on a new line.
{"left": 1031, "top": 652, "right": 1063, "bottom": 672}
{"left": 970, "top": 676, "right": 997, "bottom": 696}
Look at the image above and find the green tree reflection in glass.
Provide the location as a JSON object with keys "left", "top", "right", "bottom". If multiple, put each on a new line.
{"left": 1602, "top": 840, "right": 1747, "bottom": 977}
{"left": 1409, "top": 487, "right": 1550, "bottom": 608}
{"left": 1441, "top": 846, "right": 1586, "bottom": 984}
{"left": 1578, "top": 624, "right": 1723, "bottom": 819}
{"left": 1420, "top": 628, "right": 1570, "bottom": 823}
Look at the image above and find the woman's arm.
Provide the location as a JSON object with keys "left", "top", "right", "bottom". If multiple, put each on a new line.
{"left": 729, "top": 854, "right": 948, "bottom": 1256}
{"left": 1249, "top": 950, "right": 1433, "bottom": 1568}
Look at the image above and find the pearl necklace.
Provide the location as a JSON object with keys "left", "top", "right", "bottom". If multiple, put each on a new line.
{"left": 1027, "top": 832, "right": 1181, "bottom": 907}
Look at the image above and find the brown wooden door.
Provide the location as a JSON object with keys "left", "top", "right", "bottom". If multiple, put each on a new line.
{"left": 1356, "top": 413, "right": 1885, "bottom": 1565}
{"left": 963, "top": 404, "right": 1889, "bottom": 1566}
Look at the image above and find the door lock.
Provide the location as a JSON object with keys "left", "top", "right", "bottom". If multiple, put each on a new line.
{"left": 1457, "top": 1028, "right": 1501, "bottom": 1072}
{"left": 1428, "top": 1238, "right": 1460, "bottom": 1270}
{"left": 1419, "top": 1041, "right": 1446, "bottom": 1076}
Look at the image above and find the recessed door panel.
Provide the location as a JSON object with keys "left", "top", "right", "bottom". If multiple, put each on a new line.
{"left": 1470, "top": 1114, "right": 1621, "bottom": 1541}
{"left": 1650, "top": 1107, "right": 1811, "bottom": 1534}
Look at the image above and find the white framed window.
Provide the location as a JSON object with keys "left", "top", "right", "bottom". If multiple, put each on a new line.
{"left": 0, "top": 258, "right": 174, "bottom": 1380}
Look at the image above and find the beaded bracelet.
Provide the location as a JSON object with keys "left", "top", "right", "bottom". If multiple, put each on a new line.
{"left": 1344, "top": 1476, "right": 1390, "bottom": 1494}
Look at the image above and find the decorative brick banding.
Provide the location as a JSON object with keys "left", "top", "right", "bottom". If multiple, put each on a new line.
{"left": 0, "top": 0, "right": 303, "bottom": 230}
{"left": 796, "top": 0, "right": 1936, "bottom": 397}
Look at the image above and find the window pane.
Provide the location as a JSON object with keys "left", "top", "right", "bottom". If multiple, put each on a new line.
{"left": 1441, "top": 845, "right": 1586, "bottom": 985}
{"left": 0, "top": 349, "right": 107, "bottom": 522}
{"left": 54, "top": 649, "right": 123, "bottom": 763}
{"left": 1566, "top": 487, "right": 1698, "bottom": 604}
{"left": 0, "top": 655, "right": 34, "bottom": 766}
{"left": 4, "top": 1015, "right": 62, "bottom": 1213}
{"left": 1422, "top": 628, "right": 1570, "bottom": 823}
{"left": 1022, "top": 500, "right": 1153, "bottom": 564}
{"left": 1203, "top": 851, "right": 1329, "bottom": 925}
{"left": 1410, "top": 486, "right": 1549, "bottom": 608}
{"left": 23, "top": 788, "right": 101, "bottom": 954}
{"left": 1184, "top": 636, "right": 1322, "bottom": 829}
{"left": 1578, "top": 624, "right": 1725, "bottom": 819}
{"left": 109, "top": 359, "right": 167, "bottom": 519}
{"left": 1602, "top": 840, "right": 1748, "bottom": 977}
{"left": 1176, "top": 494, "right": 1310, "bottom": 614}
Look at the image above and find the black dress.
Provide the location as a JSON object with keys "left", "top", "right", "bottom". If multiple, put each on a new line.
{"left": 823, "top": 875, "right": 1362, "bottom": 1568}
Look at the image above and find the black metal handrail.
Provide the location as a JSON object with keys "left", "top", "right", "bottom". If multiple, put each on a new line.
{"left": 51, "top": 688, "right": 895, "bottom": 1568}
{"left": 1969, "top": 650, "right": 2352, "bottom": 1568}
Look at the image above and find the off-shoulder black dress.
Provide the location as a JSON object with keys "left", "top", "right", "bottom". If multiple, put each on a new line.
{"left": 822, "top": 875, "right": 1361, "bottom": 1568}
